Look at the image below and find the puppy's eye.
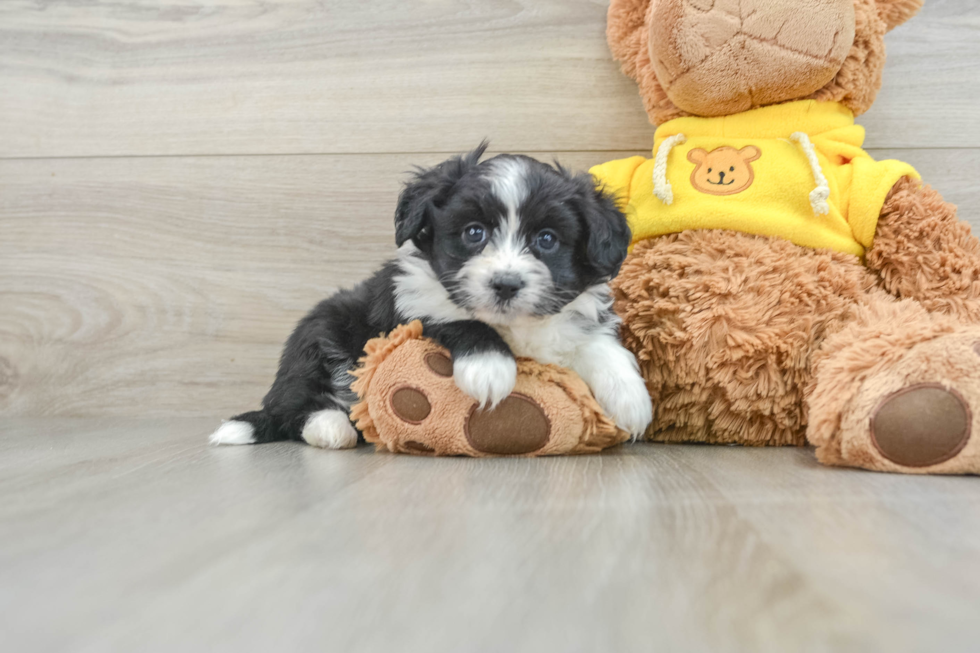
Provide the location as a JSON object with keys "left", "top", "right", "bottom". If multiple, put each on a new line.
{"left": 462, "top": 223, "right": 487, "bottom": 246}
{"left": 730, "top": 166, "right": 735, "bottom": 172}
{"left": 535, "top": 229, "right": 559, "bottom": 252}
{"left": 707, "top": 168, "right": 712, "bottom": 173}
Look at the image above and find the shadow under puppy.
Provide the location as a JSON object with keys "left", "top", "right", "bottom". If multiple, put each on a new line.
{"left": 210, "top": 144, "right": 652, "bottom": 449}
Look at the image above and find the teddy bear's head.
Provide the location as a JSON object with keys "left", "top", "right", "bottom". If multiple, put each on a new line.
{"left": 608, "top": 0, "right": 923, "bottom": 124}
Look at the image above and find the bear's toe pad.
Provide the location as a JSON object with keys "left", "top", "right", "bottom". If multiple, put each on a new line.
{"left": 870, "top": 384, "right": 972, "bottom": 467}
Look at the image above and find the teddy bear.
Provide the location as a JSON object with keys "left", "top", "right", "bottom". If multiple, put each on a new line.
{"left": 591, "top": 0, "right": 980, "bottom": 474}
{"left": 350, "top": 321, "right": 629, "bottom": 456}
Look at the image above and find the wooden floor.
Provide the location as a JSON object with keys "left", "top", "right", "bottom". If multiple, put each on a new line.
{"left": 4, "top": 1, "right": 980, "bottom": 650}
{"left": 2, "top": 418, "right": 979, "bottom": 653}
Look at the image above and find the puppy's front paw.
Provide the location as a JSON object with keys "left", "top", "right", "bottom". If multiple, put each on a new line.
{"left": 592, "top": 371, "right": 653, "bottom": 439}
{"left": 453, "top": 351, "right": 517, "bottom": 409}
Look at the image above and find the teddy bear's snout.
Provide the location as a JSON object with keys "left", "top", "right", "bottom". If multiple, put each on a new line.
{"left": 647, "top": 0, "right": 856, "bottom": 116}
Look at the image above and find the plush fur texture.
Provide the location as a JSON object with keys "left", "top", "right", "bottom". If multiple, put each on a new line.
{"left": 212, "top": 145, "right": 651, "bottom": 447}
{"left": 867, "top": 177, "right": 980, "bottom": 323}
{"left": 613, "top": 229, "right": 876, "bottom": 446}
{"left": 808, "top": 297, "right": 980, "bottom": 474}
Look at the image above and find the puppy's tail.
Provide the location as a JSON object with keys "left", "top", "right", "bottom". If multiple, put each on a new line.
{"left": 208, "top": 409, "right": 303, "bottom": 446}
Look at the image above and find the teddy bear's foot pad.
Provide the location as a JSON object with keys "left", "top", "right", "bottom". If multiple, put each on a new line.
{"left": 465, "top": 394, "right": 551, "bottom": 455}
{"left": 870, "top": 384, "right": 972, "bottom": 467}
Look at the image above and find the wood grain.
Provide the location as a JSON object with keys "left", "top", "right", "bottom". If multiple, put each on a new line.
{"left": 1, "top": 0, "right": 978, "bottom": 158}
{"left": 2, "top": 417, "right": 979, "bottom": 653}
{"left": 4, "top": 149, "right": 979, "bottom": 418}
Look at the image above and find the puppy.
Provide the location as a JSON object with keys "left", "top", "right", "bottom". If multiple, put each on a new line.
{"left": 210, "top": 144, "right": 652, "bottom": 449}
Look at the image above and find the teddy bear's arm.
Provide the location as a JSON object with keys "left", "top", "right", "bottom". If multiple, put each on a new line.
{"left": 865, "top": 177, "right": 980, "bottom": 323}
{"left": 590, "top": 156, "right": 647, "bottom": 210}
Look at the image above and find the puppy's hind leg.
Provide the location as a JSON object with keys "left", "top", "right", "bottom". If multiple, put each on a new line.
{"left": 299, "top": 356, "right": 360, "bottom": 449}
{"left": 264, "top": 369, "right": 360, "bottom": 449}
{"left": 210, "top": 350, "right": 361, "bottom": 449}
{"left": 211, "top": 398, "right": 358, "bottom": 449}
{"left": 211, "top": 281, "right": 377, "bottom": 448}
{"left": 209, "top": 408, "right": 312, "bottom": 446}
{"left": 299, "top": 407, "right": 359, "bottom": 449}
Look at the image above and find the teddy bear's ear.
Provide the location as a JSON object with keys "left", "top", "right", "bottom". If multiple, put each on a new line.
{"left": 687, "top": 148, "right": 708, "bottom": 165}
{"left": 606, "top": 0, "right": 652, "bottom": 80}
{"left": 394, "top": 141, "right": 488, "bottom": 248}
{"left": 875, "top": 0, "right": 924, "bottom": 32}
{"left": 738, "top": 146, "right": 762, "bottom": 163}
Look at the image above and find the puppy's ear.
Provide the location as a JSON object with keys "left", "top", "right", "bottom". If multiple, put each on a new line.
{"left": 394, "top": 141, "right": 489, "bottom": 248}
{"left": 575, "top": 174, "right": 632, "bottom": 283}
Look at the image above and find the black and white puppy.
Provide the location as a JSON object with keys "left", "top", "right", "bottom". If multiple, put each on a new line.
{"left": 210, "top": 144, "right": 652, "bottom": 449}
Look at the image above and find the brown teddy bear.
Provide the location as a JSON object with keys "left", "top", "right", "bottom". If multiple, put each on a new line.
{"left": 350, "top": 322, "right": 629, "bottom": 456}
{"left": 593, "top": 0, "right": 980, "bottom": 474}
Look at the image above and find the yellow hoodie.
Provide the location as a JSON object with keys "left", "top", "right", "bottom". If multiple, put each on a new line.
{"left": 590, "top": 100, "right": 919, "bottom": 257}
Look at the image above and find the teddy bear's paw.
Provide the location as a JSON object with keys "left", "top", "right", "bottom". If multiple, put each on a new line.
{"left": 830, "top": 329, "right": 980, "bottom": 474}
{"left": 870, "top": 384, "right": 971, "bottom": 468}
{"left": 385, "top": 374, "right": 552, "bottom": 456}
{"left": 452, "top": 351, "right": 517, "bottom": 409}
{"left": 355, "top": 331, "right": 625, "bottom": 457}
{"left": 301, "top": 409, "right": 359, "bottom": 449}
{"left": 464, "top": 394, "right": 551, "bottom": 455}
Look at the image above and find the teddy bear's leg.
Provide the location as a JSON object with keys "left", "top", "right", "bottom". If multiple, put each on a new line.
{"left": 612, "top": 231, "right": 876, "bottom": 446}
{"left": 865, "top": 177, "right": 980, "bottom": 323}
{"left": 807, "top": 292, "right": 980, "bottom": 474}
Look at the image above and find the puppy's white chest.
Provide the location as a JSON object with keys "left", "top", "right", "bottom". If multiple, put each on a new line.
{"left": 495, "top": 315, "right": 582, "bottom": 367}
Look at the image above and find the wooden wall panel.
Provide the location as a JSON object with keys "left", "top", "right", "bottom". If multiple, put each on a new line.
{"left": 0, "top": 151, "right": 629, "bottom": 416}
{"left": 1, "top": 0, "right": 978, "bottom": 158}
{"left": 3, "top": 149, "right": 979, "bottom": 417}
{"left": 2, "top": 0, "right": 979, "bottom": 417}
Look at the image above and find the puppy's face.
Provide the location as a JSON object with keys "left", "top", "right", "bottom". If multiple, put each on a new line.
{"left": 395, "top": 146, "right": 630, "bottom": 324}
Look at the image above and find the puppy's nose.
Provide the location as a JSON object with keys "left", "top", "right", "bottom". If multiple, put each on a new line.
{"left": 491, "top": 273, "right": 525, "bottom": 301}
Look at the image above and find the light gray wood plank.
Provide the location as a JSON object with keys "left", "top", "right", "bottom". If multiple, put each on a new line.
{"left": 1, "top": 0, "right": 978, "bottom": 158}
{"left": 1, "top": 418, "right": 979, "bottom": 653}
{"left": 3, "top": 148, "right": 979, "bottom": 418}
{"left": 864, "top": 0, "right": 980, "bottom": 149}
{"left": 0, "top": 0, "right": 651, "bottom": 158}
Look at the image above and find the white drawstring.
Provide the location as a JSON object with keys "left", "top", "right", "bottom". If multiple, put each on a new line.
{"left": 790, "top": 132, "right": 830, "bottom": 215}
{"left": 652, "top": 133, "right": 687, "bottom": 205}
{"left": 655, "top": 131, "right": 831, "bottom": 214}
